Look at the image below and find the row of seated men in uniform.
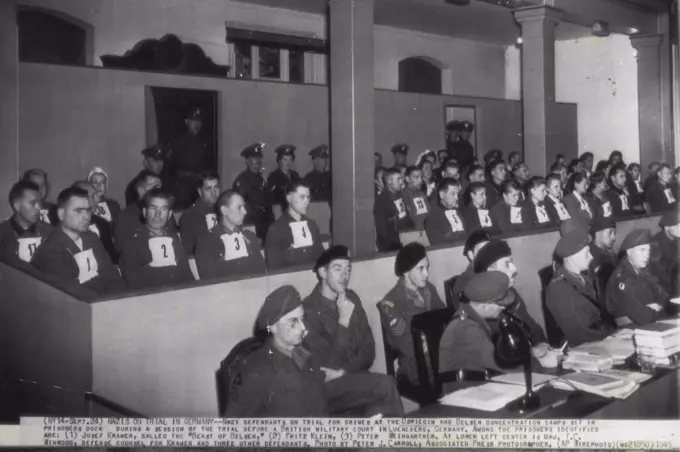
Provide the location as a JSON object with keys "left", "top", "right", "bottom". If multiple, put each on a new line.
{"left": 223, "top": 204, "right": 679, "bottom": 417}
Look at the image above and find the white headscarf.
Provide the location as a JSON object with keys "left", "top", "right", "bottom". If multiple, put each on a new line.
{"left": 87, "top": 166, "right": 108, "bottom": 182}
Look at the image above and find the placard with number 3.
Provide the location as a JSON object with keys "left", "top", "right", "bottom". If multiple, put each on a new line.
{"left": 290, "top": 221, "right": 313, "bottom": 249}
{"left": 148, "top": 236, "right": 177, "bottom": 267}
{"left": 220, "top": 233, "right": 249, "bottom": 261}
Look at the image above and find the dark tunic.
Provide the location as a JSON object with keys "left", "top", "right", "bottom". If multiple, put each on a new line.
{"left": 586, "top": 193, "right": 614, "bottom": 220}
{"left": 225, "top": 340, "right": 328, "bottom": 418}
{"left": 88, "top": 213, "right": 119, "bottom": 265}
{"left": 0, "top": 217, "right": 52, "bottom": 265}
{"left": 648, "top": 230, "right": 680, "bottom": 297}
{"left": 544, "top": 195, "right": 572, "bottom": 224}
{"left": 373, "top": 190, "right": 414, "bottom": 252}
{"left": 178, "top": 199, "right": 218, "bottom": 255}
{"left": 402, "top": 187, "right": 430, "bottom": 231}
{"left": 303, "top": 169, "right": 331, "bottom": 203}
{"left": 232, "top": 168, "right": 273, "bottom": 240}
{"left": 646, "top": 181, "right": 677, "bottom": 213}
{"left": 194, "top": 224, "right": 265, "bottom": 280}
{"left": 114, "top": 203, "right": 178, "bottom": 252}
{"left": 605, "top": 186, "right": 635, "bottom": 219}
{"left": 490, "top": 201, "right": 528, "bottom": 234}
{"left": 521, "top": 198, "right": 557, "bottom": 231}
{"left": 448, "top": 139, "right": 475, "bottom": 170}
{"left": 119, "top": 225, "right": 194, "bottom": 291}
{"left": 93, "top": 199, "right": 122, "bottom": 232}
{"left": 267, "top": 168, "right": 301, "bottom": 207}
{"left": 625, "top": 178, "right": 645, "bottom": 212}
{"left": 589, "top": 243, "right": 618, "bottom": 301}
{"left": 264, "top": 211, "right": 324, "bottom": 271}
{"left": 459, "top": 205, "right": 500, "bottom": 236}
{"left": 424, "top": 204, "right": 467, "bottom": 246}
{"left": 483, "top": 181, "right": 503, "bottom": 209}
{"left": 169, "top": 131, "right": 213, "bottom": 210}
{"left": 563, "top": 192, "right": 593, "bottom": 227}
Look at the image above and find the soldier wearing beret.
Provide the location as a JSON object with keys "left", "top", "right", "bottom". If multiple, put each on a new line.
{"left": 232, "top": 143, "right": 273, "bottom": 240}
{"left": 225, "top": 285, "right": 328, "bottom": 417}
{"left": 267, "top": 145, "right": 301, "bottom": 209}
{"left": 264, "top": 181, "right": 323, "bottom": 270}
{"left": 648, "top": 206, "right": 680, "bottom": 296}
{"left": 303, "top": 145, "right": 331, "bottom": 203}
{"left": 194, "top": 189, "right": 265, "bottom": 280}
{"left": 302, "top": 246, "right": 404, "bottom": 417}
{"left": 373, "top": 168, "right": 415, "bottom": 252}
{"left": 546, "top": 229, "right": 615, "bottom": 346}
{"left": 606, "top": 229, "right": 672, "bottom": 326}
{"left": 425, "top": 178, "right": 467, "bottom": 246}
{"left": 588, "top": 215, "right": 618, "bottom": 299}
{"left": 124, "top": 145, "right": 172, "bottom": 207}
{"left": 446, "top": 230, "right": 492, "bottom": 310}
{"left": 377, "top": 243, "right": 446, "bottom": 386}
{"left": 22, "top": 168, "right": 57, "bottom": 226}
{"left": 168, "top": 108, "right": 214, "bottom": 211}
{"left": 448, "top": 121, "right": 475, "bottom": 172}
{"left": 179, "top": 171, "right": 220, "bottom": 255}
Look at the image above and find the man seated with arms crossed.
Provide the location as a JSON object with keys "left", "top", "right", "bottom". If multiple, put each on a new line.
{"left": 303, "top": 246, "right": 404, "bottom": 417}
{"left": 0, "top": 181, "right": 52, "bottom": 265}
{"left": 373, "top": 168, "right": 414, "bottom": 252}
{"left": 447, "top": 230, "right": 492, "bottom": 309}
{"left": 179, "top": 171, "right": 220, "bottom": 256}
{"left": 194, "top": 190, "right": 265, "bottom": 279}
{"left": 226, "top": 285, "right": 328, "bottom": 417}
{"left": 265, "top": 181, "right": 324, "bottom": 270}
{"left": 425, "top": 178, "right": 467, "bottom": 246}
{"left": 547, "top": 228, "right": 616, "bottom": 346}
{"left": 378, "top": 243, "right": 446, "bottom": 386}
{"left": 31, "top": 187, "right": 125, "bottom": 295}
{"left": 119, "top": 189, "right": 194, "bottom": 291}
{"left": 606, "top": 229, "right": 673, "bottom": 326}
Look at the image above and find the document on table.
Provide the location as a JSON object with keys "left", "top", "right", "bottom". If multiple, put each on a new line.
{"left": 570, "top": 336, "right": 635, "bottom": 363}
{"left": 439, "top": 383, "right": 527, "bottom": 412}
{"left": 670, "top": 297, "right": 680, "bottom": 305}
{"left": 491, "top": 373, "right": 556, "bottom": 390}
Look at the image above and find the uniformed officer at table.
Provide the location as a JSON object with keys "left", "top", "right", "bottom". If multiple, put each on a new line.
{"left": 225, "top": 285, "right": 328, "bottom": 418}
{"left": 303, "top": 246, "right": 404, "bottom": 417}
{"left": 0, "top": 181, "right": 52, "bottom": 265}
{"left": 232, "top": 143, "right": 272, "bottom": 241}
{"left": 119, "top": 189, "right": 194, "bottom": 291}
{"left": 264, "top": 181, "right": 323, "bottom": 271}
{"left": 194, "top": 190, "right": 265, "bottom": 280}
{"left": 179, "top": 171, "right": 221, "bottom": 255}
{"left": 267, "top": 144, "right": 301, "bottom": 209}
{"left": 303, "top": 145, "right": 331, "bottom": 203}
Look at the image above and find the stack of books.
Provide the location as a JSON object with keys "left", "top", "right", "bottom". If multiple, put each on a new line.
{"left": 634, "top": 320, "right": 680, "bottom": 368}
{"left": 561, "top": 351, "right": 614, "bottom": 372}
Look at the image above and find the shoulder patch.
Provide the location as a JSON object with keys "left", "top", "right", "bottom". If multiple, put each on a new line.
{"left": 619, "top": 282, "right": 625, "bottom": 291}
{"left": 381, "top": 300, "right": 394, "bottom": 309}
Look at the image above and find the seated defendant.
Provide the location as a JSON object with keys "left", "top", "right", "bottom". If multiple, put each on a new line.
{"left": 179, "top": 171, "right": 221, "bottom": 256}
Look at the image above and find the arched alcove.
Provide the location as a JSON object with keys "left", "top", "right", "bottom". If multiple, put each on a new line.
{"left": 398, "top": 56, "right": 444, "bottom": 94}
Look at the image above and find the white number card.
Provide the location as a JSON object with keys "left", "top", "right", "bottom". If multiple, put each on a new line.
{"left": 602, "top": 202, "right": 613, "bottom": 218}
{"left": 148, "top": 236, "right": 177, "bottom": 267}
{"left": 444, "top": 210, "right": 464, "bottom": 232}
{"left": 665, "top": 188, "right": 676, "bottom": 204}
{"left": 17, "top": 237, "right": 42, "bottom": 263}
{"left": 478, "top": 209, "right": 492, "bottom": 228}
{"left": 95, "top": 202, "right": 112, "bottom": 222}
{"left": 74, "top": 248, "right": 98, "bottom": 284}
{"left": 39, "top": 209, "right": 50, "bottom": 224}
{"left": 578, "top": 197, "right": 592, "bottom": 217}
{"left": 205, "top": 213, "right": 218, "bottom": 230}
{"left": 290, "top": 221, "right": 313, "bottom": 249}
{"left": 220, "top": 232, "right": 249, "bottom": 261}
{"left": 634, "top": 180, "right": 644, "bottom": 194}
{"left": 394, "top": 199, "right": 407, "bottom": 219}
{"left": 413, "top": 197, "right": 428, "bottom": 216}
{"left": 536, "top": 206, "right": 550, "bottom": 224}
{"left": 554, "top": 201, "right": 571, "bottom": 221}
{"left": 89, "top": 224, "right": 100, "bottom": 237}
{"left": 510, "top": 206, "right": 523, "bottom": 224}
{"left": 619, "top": 194, "right": 629, "bottom": 211}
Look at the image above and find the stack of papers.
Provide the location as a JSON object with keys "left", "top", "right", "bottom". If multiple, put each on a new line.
{"left": 568, "top": 336, "right": 635, "bottom": 365}
{"left": 552, "top": 371, "right": 640, "bottom": 400}
{"left": 439, "top": 383, "right": 527, "bottom": 412}
{"left": 634, "top": 321, "right": 680, "bottom": 367}
{"left": 562, "top": 352, "right": 614, "bottom": 372}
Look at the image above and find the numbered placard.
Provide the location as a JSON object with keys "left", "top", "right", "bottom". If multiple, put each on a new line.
{"left": 95, "top": 202, "right": 112, "bottom": 222}
{"left": 394, "top": 199, "right": 407, "bottom": 219}
{"left": 477, "top": 209, "right": 492, "bottom": 228}
{"left": 554, "top": 201, "right": 571, "bottom": 221}
{"left": 444, "top": 209, "right": 464, "bottom": 232}
{"left": 635, "top": 180, "right": 644, "bottom": 195}
{"left": 510, "top": 206, "right": 523, "bottom": 224}
{"left": 220, "top": 232, "right": 249, "bottom": 261}
{"left": 205, "top": 213, "right": 218, "bottom": 230}
{"left": 17, "top": 236, "right": 42, "bottom": 263}
{"left": 536, "top": 206, "right": 550, "bottom": 224}
{"left": 619, "top": 194, "right": 629, "bottom": 211}
{"left": 39, "top": 209, "right": 50, "bottom": 224}
{"left": 88, "top": 224, "right": 100, "bottom": 237}
{"left": 413, "top": 197, "right": 428, "bottom": 216}
{"left": 73, "top": 248, "right": 99, "bottom": 284}
{"left": 602, "top": 202, "right": 613, "bottom": 218}
{"left": 664, "top": 188, "right": 676, "bottom": 204}
{"left": 290, "top": 221, "right": 314, "bottom": 249}
{"left": 578, "top": 197, "right": 592, "bottom": 217}
{"left": 148, "top": 236, "right": 177, "bottom": 268}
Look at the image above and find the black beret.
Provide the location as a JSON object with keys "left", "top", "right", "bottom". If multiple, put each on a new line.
{"left": 240, "top": 143, "right": 265, "bottom": 159}
{"left": 446, "top": 121, "right": 461, "bottom": 132}
{"left": 590, "top": 215, "right": 616, "bottom": 235}
{"left": 395, "top": 242, "right": 427, "bottom": 277}
{"left": 619, "top": 229, "right": 652, "bottom": 253}
{"left": 186, "top": 107, "right": 202, "bottom": 120}
{"left": 256, "top": 285, "right": 302, "bottom": 330}
{"left": 659, "top": 204, "right": 680, "bottom": 228}
{"left": 463, "top": 230, "right": 492, "bottom": 256}
{"left": 141, "top": 145, "right": 169, "bottom": 161}
{"left": 555, "top": 229, "right": 591, "bottom": 259}
{"left": 473, "top": 240, "right": 512, "bottom": 273}
{"left": 314, "top": 245, "right": 350, "bottom": 273}
{"left": 559, "top": 217, "right": 587, "bottom": 238}
{"left": 275, "top": 144, "right": 296, "bottom": 157}
{"left": 391, "top": 143, "right": 409, "bottom": 155}
{"left": 462, "top": 120, "right": 475, "bottom": 132}
{"left": 309, "top": 145, "right": 329, "bottom": 159}
{"left": 464, "top": 271, "right": 515, "bottom": 305}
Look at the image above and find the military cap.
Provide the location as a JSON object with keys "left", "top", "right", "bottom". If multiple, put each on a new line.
{"left": 464, "top": 271, "right": 515, "bottom": 306}
{"left": 391, "top": 143, "right": 409, "bottom": 155}
{"left": 446, "top": 120, "right": 462, "bottom": 132}
{"left": 309, "top": 145, "right": 329, "bottom": 160}
{"left": 483, "top": 149, "right": 503, "bottom": 164}
{"left": 141, "top": 145, "right": 169, "bottom": 161}
{"left": 395, "top": 242, "right": 427, "bottom": 277}
{"left": 186, "top": 107, "right": 202, "bottom": 120}
{"left": 241, "top": 143, "right": 265, "bottom": 159}
{"left": 659, "top": 204, "right": 680, "bottom": 228}
{"left": 619, "top": 229, "right": 652, "bottom": 253}
{"left": 473, "top": 240, "right": 512, "bottom": 273}
{"left": 275, "top": 144, "right": 297, "bottom": 158}
{"left": 256, "top": 285, "right": 303, "bottom": 330}
{"left": 555, "top": 229, "right": 591, "bottom": 259}
{"left": 462, "top": 120, "right": 475, "bottom": 132}
{"left": 590, "top": 215, "right": 616, "bottom": 235}
{"left": 463, "top": 230, "right": 492, "bottom": 257}
{"left": 314, "top": 245, "right": 350, "bottom": 273}
{"left": 559, "top": 217, "right": 587, "bottom": 237}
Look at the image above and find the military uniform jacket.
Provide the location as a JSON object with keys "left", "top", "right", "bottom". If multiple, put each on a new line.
{"left": 31, "top": 228, "right": 125, "bottom": 295}
{"left": 563, "top": 192, "right": 593, "bottom": 227}
{"left": 546, "top": 266, "right": 614, "bottom": 346}
{"left": 194, "top": 224, "right": 265, "bottom": 280}
{"left": 490, "top": 201, "right": 528, "bottom": 234}
{"left": 225, "top": 340, "right": 328, "bottom": 418}
{"left": 114, "top": 203, "right": 178, "bottom": 252}
{"left": 449, "top": 140, "right": 474, "bottom": 170}
{"left": 649, "top": 231, "right": 680, "bottom": 297}
{"left": 589, "top": 244, "right": 618, "bottom": 299}
{"left": 424, "top": 204, "right": 467, "bottom": 246}
{"left": 233, "top": 169, "right": 271, "bottom": 219}
{"left": 544, "top": 195, "right": 572, "bottom": 224}
{"left": 606, "top": 258, "right": 670, "bottom": 326}
{"left": 459, "top": 205, "right": 499, "bottom": 236}
{"left": 0, "top": 217, "right": 52, "bottom": 265}
{"left": 521, "top": 198, "right": 557, "bottom": 231}
{"left": 267, "top": 168, "right": 301, "bottom": 207}
{"left": 646, "top": 181, "right": 677, "bottom": 213}
{"left": 179, "top": 199, "right": 218, "bottom": 255}
{"left": 303, "top": 169, "right": 331, "bottom": 203}
{"left": 377, "top": 279, "right": 446, "bottom": 384}
{"left": 373, "top": 190, "right": 414, "bottom": 252}
{"left": 302, "top": 284, "right": 376, "bottom": 372}
{"left": 119, "top": 226, "right": 194, "bottom": 291}
{"left": 89, "top": 212, "right": 120, "bottom": 265}
{"left": 605, "top": 187, "right": 635, "bottom": 219}
{"left": 264, "top": 211, "right": 323, "bottom": 270}
{"left": 402, "top": 187, "right": 430, "bottom": 231}
{"left": 170, "top": 131, "right": 212, "bottom": 175}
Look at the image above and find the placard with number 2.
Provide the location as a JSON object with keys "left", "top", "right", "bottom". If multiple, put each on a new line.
{"left": 290, "top": 221, "right": 313, "bottom": 249}
{"left": 220, "top": 233, "right": 249, "bottom": 261}
{"left": 148, "top": 237, "right": 177, "bottom": 267}
{"left": 74, "top": 248, "right": 99, "bottom": 284}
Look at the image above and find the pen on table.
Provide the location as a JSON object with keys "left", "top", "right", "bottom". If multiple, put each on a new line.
{"left": 559, "top": 341, "right": 569, "bottom": 354}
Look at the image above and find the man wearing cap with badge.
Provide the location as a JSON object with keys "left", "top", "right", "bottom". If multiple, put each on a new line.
{"left": 373, "top": 167, "right": 414, "bottom": 252}
{"left": 606, "top": 229, "right": 672, "bottom": 326}
{"left": 425, "top": 178, "right": 467, "bottom": 246}
{"left": 303, "top": 145, "right": 331, "bottom": 203}
{"left": 225, "top": 285, "right": 328, "bottom": 417}
{"left": 390, "top": 143, "right": 409, "bottom": 171}
{"left": 450, "top": 121, "right": 475, "bottom": 171}
{"left": 179, "top": 171, "right": 221, "bottom": 255}
{"left": 648, "top": 206, "right": 680, "bottom": 296}
{"left": 547, "top": 228, "right": 615, "bottom": 346}
{"left": 124, "top": 145, "right": 171, "bottom": 207}
{"left": 119, "top": 189, "right": 194, "bottom": 290}
{"left": 378, "top": 243, "right": 446, "bottom": 386}
{"left": 265, "top": 181, "right": 323, "bottom": 270}
{"left": 232, "top": 143, "right": 272, "bottom": 240}
{"left": 267, "top": 144, "right": 301, "bottom": 209}
{"left": 194, "top": 189, "right": 265, "bottom": 279}
{"left": 0, "top": 181, "right": 52, "bottom": 266}
{"left": 446, "top": 230, "right": 492, "bottom": 309}
{"left": 302, "top": 246, "right": 404, "bottom": 417}
{"left": 588, "top": 215, "right": 618, "bottom": 297}
{"left": 169, "top": 107, "right": 213, "bottom": 211}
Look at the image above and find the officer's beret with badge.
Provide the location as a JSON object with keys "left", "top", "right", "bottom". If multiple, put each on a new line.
{"left": 186, "top": 107, "right": 202, "bottom": 121}
{"left": 309, "top": 145, "right": 329, "bottom": 160}
{"left": 446, "top": 120, "right": 461, "bottom": 132}
{"left": 464, "top": 271, "right": 515, "bottom": 306}
{"left": 619, "top": 229, "right": 652, "bottom": 253}
{"left": 241, "top": 142, "right": 265, "bottom": 159}
{"left": 275, "top": 144, "right": 297, "bottom": 158}
{"left": 555, "top": 228, "right": 591, "bottom": 259}
{"left": 462, "top": 120, "right": 475, "bottom": 132}
{"left": 313, "top": 245, "right": 350, "bottom": 273}
{"left": 590, "top": 215, "right": 616, "bottom": 235}
{"left": 391, "top": 143, "right": 409, "bottom": 155}
{"left": 256, "top": 285, "right": 303, "bottom": 331}
{"left": 141, "top": 144, "right": 170, "bottom": 161}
